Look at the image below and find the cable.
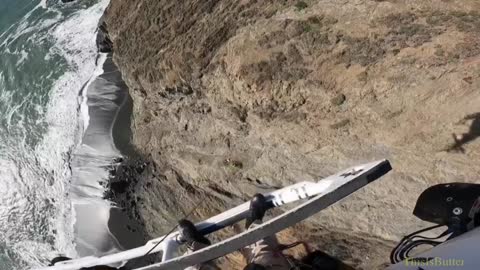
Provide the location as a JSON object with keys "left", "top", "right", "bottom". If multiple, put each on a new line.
{"left": 390, "top": 224, "right": 450, "bottom": 264}
{"left": 143, "top": 198, "right": 205, "bottom": 257}
{"left": 390, "top": 224, "right": 443, "bottom": 263}
{"left": 403, "top": 240, "right": 442, "bottom": 258}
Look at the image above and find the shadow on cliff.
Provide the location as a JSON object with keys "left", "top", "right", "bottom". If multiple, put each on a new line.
{"left": 446, "top": 112, "right": 480, "bottom": 153}
{"left": 300, "top": 250, "right": 355, "bottom": 270}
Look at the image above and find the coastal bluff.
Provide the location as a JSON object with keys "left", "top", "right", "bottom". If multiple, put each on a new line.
{"left": 104, "top": 0, "right": 480, "bottom": 268}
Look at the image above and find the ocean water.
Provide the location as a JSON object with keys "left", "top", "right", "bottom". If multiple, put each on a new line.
{"left": 0, "top": 0, "right": 110, "bottom": 268}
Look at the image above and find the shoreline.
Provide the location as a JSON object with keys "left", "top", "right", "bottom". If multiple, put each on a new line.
{"left": 105, "top": 52, "right": 147, "bottom": 249}
{"left": 70, "top": 50, "right": 124, "bottom": 257}
{"left": 68, "top": 16, "right": 148, "bottom": 261}
{"left": 95, "top": 19, "right": 154, "bottom": 267}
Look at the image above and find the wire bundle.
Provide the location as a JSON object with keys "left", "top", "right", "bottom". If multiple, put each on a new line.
{"left": 390, "top": 224, "right": 450, "bottom": 264}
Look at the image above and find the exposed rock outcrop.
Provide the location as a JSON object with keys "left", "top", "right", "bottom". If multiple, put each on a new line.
{"left": 96, "top": 20, "right": 113, "bottom": 53}
{"left": 104, "top": 0, "right": 480, "bottom": 268}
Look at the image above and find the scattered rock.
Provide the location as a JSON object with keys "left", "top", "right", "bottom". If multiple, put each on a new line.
{"left": 331, "top": 94, "right": 346, "bottom": 106}
{"left": 330, "top": 119, "right": 350, "bottom": 129}
{"left": 357, "top": 71, "right": 368, "bottom": 82}
{"left": 295, "top": 1, "right": 308, "bottom": 11}
{"left": 96, "top": 20, "right": 113, "bottom": 53}
{"left": 223, "top": 158, "right": 243, "bottom": 169}
{"left": 110, "top": 180, "right": 130, "bottom": 194}
{"left": 463, "top": 76, "right": 473, "bottom": 84}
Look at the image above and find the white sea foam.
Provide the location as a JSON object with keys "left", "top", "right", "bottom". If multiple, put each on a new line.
{"left": 0, "top": 7, "right": 61, "bottom": 48}
{"left": 15, "top": 49, "right": 29, "bottom": 67}
{"left": 40, "top": 0, "right": 47, "bottom": 9}
{"left": 80, "top": 53, "right": 108, "bottom": 133}
{"left": 34, "top": 0, "right": 110, "bottom": 260}
{"left": 0, "top": 0, "right": 111, "bottom": 268}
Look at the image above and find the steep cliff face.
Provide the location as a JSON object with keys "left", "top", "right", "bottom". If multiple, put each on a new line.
{"left": 104, "top": 0, "right": 480, "bottom": 268}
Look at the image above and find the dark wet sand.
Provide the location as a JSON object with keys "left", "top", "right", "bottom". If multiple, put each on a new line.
{"left": 105, "top": 53, "right": 148, "bottom": 250}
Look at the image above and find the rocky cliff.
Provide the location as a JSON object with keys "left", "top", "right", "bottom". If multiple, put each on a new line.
{"left": 104, "top": 0, "right": 480, "bottom": 268}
